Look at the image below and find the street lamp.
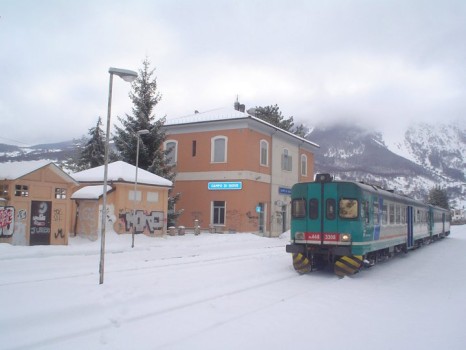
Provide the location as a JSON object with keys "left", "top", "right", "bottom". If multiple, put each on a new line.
{"left": 99, "top": 67, "right": 138, "bottom": 285}
{"left": 132, "top": 129, "right": 150, "bottom": 248}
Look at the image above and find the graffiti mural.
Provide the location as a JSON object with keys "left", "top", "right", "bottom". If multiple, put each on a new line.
{"left": 0, "top": 206, "right": 15, "bottom": 236}
{"left": 119, "top": 210, "right": 164, "bottom": 234}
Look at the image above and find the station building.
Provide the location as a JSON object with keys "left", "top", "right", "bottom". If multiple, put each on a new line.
{"left": 0, "top": 160, "right": 78, "bottom": 245}
{"left": 71, "top": 161, "right": 172, "bottom": 239}
{"left": 163, "top": 107, "right": 319, "bottom": 237}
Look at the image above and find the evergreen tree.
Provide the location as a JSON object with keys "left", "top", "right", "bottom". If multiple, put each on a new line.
{"left": 253, "top": 104, "right": 308, "bottom": 137}
{"left": 76, "top": 117, "right": 106, "bottom": 170}
{"left": 113, "top": 58, "right": 181, "bottom": 224}
{"left": 254, "top": 104, "right": 294, "bottom": 131}
{"left": 427, "top": 186, "right": 450, "bottom": 210}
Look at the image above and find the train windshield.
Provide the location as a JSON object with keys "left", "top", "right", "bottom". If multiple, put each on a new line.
{"left": 339, "top": 198, "right": 359, "bottom": 219}
{"left": 291, "top": 199, "right": 306, "bottom": 218}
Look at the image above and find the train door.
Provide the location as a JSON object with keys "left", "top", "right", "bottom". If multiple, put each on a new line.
{"left": 407, "top": 206, "right": 414, "bottom": 249}
{"left": 320, "top": 182, "right": 338, "bottom": 242}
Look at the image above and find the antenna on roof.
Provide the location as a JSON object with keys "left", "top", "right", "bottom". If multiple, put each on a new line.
{"left": 234, "top": 95, "right": 245, "bottom": 112}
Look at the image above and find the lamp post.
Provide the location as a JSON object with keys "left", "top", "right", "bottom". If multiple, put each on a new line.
{"left": 99, "top": 67, "right": 138, "bottom": 285}
{"left": 132, "top": 129, "right": 150, "bottom": 248}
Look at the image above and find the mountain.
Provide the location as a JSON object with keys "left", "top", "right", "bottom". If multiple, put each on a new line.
{"left": 1, "top": 122, "right": 465, "bottom": 208}
{"left": 0, "top": 140, "right": 79, "bottom": 170}
{"left": 308, "top": 122, "right": 466, "bottom": 209}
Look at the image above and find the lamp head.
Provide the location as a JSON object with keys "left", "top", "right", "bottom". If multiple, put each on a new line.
{"left": 109, "top": 67, "right": 138, "bottom": 82}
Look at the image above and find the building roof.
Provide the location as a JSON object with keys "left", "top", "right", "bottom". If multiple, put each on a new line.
{"left": 70, "top": 185, "right": 112, "bottom": 200}
{"left": 165, "top": 107, "right": 320, "bottom": 148}
{"left": 72, "top": 161, "right": 173, "bottom": 187}
{"left": 0, "top": 160, "right": 78, "bottom": 184}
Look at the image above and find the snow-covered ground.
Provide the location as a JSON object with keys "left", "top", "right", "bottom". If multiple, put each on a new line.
{"left": 1, "top": 227, "right": 465, "bottom": 350}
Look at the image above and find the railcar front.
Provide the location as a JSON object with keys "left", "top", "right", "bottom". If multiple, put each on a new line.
{"left": 286, "top": 174, "right": 365, "bottom": 277}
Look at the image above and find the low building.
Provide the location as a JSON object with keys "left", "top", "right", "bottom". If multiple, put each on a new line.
{"left": 71, "top": 161, "right": 172, "bottom": 239}
{"left": 0, "top": 160, "right": 78, "bottom": 245}
{"left": 163, "top": 107, "right": 319, "bottom": 237}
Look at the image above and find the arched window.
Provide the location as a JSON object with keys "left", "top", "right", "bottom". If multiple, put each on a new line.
{"left": 300, "top": 154, "right": 308, "bottom": 176}
{"left": 164, "top": 140, "right": 178, "bottom": 165}
{"left": 211, "top": 136, "right": 227, "bottom": 163}
{"left": 260, "top": 140, "right": 269, "bottom": 166}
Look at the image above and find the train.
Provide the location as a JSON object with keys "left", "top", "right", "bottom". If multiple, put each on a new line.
{"left": 286, "top": 174, "right": 451, "bottom": 277}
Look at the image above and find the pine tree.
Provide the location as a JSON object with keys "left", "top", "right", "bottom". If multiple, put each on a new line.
{"left": 113, "top": 57, "right": 181, "bottom": 224}
{"left": 252, "top": 104, "right": 308, "bottom": 137}
{"left": 76, "top": 117, "right": 106, "bottom": 170}
{"left": 427, "top": 186, "right": 450, "bottom": 210}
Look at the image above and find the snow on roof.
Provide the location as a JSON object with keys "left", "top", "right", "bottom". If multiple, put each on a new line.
{"left": 165, "top": 107, "right": 319, "bottom": 148}
{"left": 165, "top": 107, "right": 248, "bottom": 125}
{"left": 70, "top": 185, "right": 112, "bottom": 200}
{"left": 0, "top": 160, "right": 78, "bottom": 183}
{"left": 0, "top": 160, "right": 51, "bottom": 180}
{"left": 72, "top": 161, "right": 172, "bottom": 187}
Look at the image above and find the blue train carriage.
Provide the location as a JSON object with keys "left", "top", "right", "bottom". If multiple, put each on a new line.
{"left": 286, "top": 174, "right": 451, "bottom": 277}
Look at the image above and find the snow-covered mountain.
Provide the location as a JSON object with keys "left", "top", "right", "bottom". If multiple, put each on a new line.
{"left": 308, "top": 121, "right": 466, "bottom": 209}
{"left": 1, "top": 121, "right": 465, "bottom": 208}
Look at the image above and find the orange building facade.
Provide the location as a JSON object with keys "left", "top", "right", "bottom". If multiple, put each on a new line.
{"left": 164, "top": 108, "right": 319, "bottom": 237}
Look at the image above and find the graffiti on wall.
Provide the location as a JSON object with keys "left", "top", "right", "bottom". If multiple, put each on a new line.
{"left": 0, "top": 206, "right": 15, "bottom": 236}
{"left": 119, "top": 210, "right": 164, "bottom": 234}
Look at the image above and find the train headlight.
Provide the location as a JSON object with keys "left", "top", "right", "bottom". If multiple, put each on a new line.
{"left": 295, "top": 232, "right": 304, "bottom": 240}
{"left": 340, "top": 233, "right": 351, "bottom": 242}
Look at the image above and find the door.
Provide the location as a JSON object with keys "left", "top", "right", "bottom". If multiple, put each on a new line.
{"left": 281, "top": 205, "right": 287, "bottom": 233}
{"left": 407, "top": 206, "right": 414, "bottom": 248}
{"left": 258, "top": 202, "right": 265, "bottom": 233}
{"left": 320, "top": 182, "right": 338, "bottom": 243}
{"left": 30, "top": 201, "right": 51, "bottom": 245}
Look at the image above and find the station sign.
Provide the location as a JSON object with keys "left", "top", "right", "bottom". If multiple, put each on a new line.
{"left": 278, "top": 187, "right": 292, "bottom": 195}
{"left": 208, "top": 182, "right": 243, "bottom": 190}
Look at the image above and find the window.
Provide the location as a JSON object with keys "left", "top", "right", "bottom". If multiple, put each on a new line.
{"left": 291, "top": 199, "right": 306, "bottom": 218}
{"left": 382, "top": 204, "right": 388, "bottom": 225}
{"left": 389, "top": 203, "right": 395, "bottom": 224}
{"left": 362, "top": 200, "right": 369, "bottom": 223}
{"left": 395, "top": 205, "right": 401, "bottom": 224}
{"left": 0, "top": 183, "right": 8, "bottom": 197}
{"left": 129, "top": 190, "right": 142, "bottom": 201}
{"left": 309, "top": 198, "right": 319, "bottom": 219}
{"left": 15, "top": 184, "right": 29, "bottom": 197}
{"left": 339, "top": 199, "right": 358, "bottom": 219}
{"left": 192, "top": 140, "right": 197, "bottom": 157}
{"left": 260, "top": 140, "right": 268, "bottom": 166}
{"left": 164, "top": 140, "right": 178, "bottom": 165}
{"left": 373, "top": 201, "right": 380, "bottom": 224}
{"left": 326, "top": 199, "right": 336, "bottom": 220}
{"left": 55, "top": 188, "right": 66, "bottom": 199}
{"left": 211, "top": 136, "right": 227, "bottom": 163}
{"left": 147, "top": 192, "right": 159, "bottom": 203}
{"left": 212, "top": 201, "right": 225, "bottom": 225}
{"left": 300, "top": 154, "right": 308, "bottom": 176}
{"left": 281, "top": 149, "right": 292, "bottom": 171}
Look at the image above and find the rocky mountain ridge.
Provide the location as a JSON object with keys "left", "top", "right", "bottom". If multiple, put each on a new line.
{"left": 1, "top": 122, "right": 465, "bottom": 208}
{"left": 308, "top": 121, "right": 465, "bottom": 208}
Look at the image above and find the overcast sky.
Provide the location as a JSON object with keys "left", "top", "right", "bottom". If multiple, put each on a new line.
{"left": 1, "top": 0, "right": 465, "bottom": 145}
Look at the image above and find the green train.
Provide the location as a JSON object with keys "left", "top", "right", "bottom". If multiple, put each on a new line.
{"left": 286, "top": 174, "right": 451, "bottom": 277}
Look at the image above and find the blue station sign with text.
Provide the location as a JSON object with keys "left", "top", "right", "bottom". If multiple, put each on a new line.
{"left": 208, "top": 182, "right": 243, "bottom": 190}
{"left": 278, "top": 187, "right": 292, "bottom": 195}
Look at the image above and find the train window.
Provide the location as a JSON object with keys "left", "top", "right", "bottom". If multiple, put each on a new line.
{"left": 389, "top": 204, "right": 395, "bottom": 224}
{"left": 362, "top": 200, "right": 369, "bottom": 223}
{"left": 291, "top": 199, "right": 306, "bottom": 218}
{"left": 401, "top": 206, "right": 406, "bottom": 224}
{"left": 339, "top": 199, "right": 358, "bottom": 219}
{"left": 373, "top": 202, "right": 380, "bottom": 224}
{"left": 309, "top": 198, "right": 319, "bottom": 219}
{"left": 326, "top": 199, "right": 336, "bottom": 220}
{"left": 395, "top": 205, "right": 401, "bottom": 224}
